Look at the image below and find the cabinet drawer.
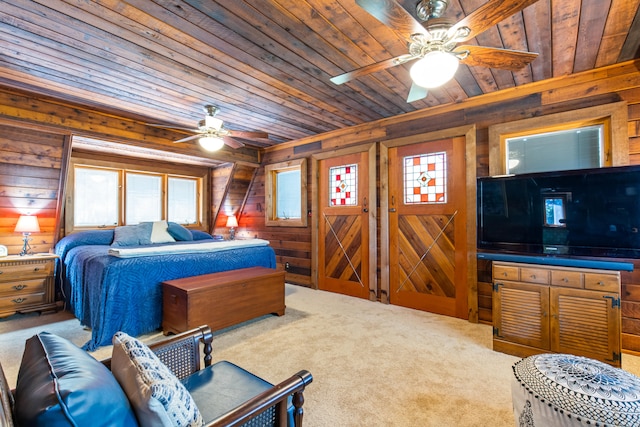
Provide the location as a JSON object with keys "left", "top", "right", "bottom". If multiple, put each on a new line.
{"left": 0, "top": 278, "right": 47, "bottom": 295}
{"left": 584, "top": 273, "right": 619, "bottom": 292}
{"left": 551, "top": 270, "right": 582, "bottom": 288}
{"left": 0, "top": 261, "right": 52, "bottom": 281}
{"left": 0, "top": 292, "right": 46, "bottom": 311}
{"left": 493, "top": 264, "right": 519, "bottom": 282}
{"left": 520, "top": 267, "right": 550, "bottom": 284}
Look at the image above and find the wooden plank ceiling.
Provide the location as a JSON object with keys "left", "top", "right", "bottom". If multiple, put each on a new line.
{"left": 0, "top": 0, "right": 639, "bottom": 148}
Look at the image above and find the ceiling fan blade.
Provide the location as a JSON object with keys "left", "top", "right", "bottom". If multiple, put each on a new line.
{"left": 449, "top": 0, "right": 542, "bottom": 43}
{"left": 147, "top": 123, "right": 200, "bottom": 132}
{"left": 456, "top": 45, "right": 538, "bottom": 71}
{"left": 406, "top": 83, "right": 428, "bottom": 103}
{"left": 174, "top": 134, "right": 201, "bottom": 143}
{"left": 331, "top": 54, "right": 417, "bottom": 85}
{"left": 223, "top": 136, "right": 245, "bottom": 149}
{"left": 227, "top": 130, "right": 269, "bottom": 140}
{"left": 356, "top": 0, "right": 427, "bottom": 38}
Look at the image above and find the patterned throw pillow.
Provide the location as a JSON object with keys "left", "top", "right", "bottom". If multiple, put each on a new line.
{"left": 111, "top": 332, "right": 203, "bottom": 427}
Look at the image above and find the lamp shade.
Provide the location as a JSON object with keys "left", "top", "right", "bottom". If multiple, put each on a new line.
{"left": 410, "top": 51, "right": 459, "bottom": 89}
{"left": 226, "top": 215, "right": 238, "bottom": 228}
{"left": 14, "top": 215, "right": 40, "bottom": 233}
{"left": 199, "top": 136, "right": 225, "bottom": 151}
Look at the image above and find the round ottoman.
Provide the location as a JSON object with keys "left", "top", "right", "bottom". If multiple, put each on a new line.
{"left": 511, "top": 354, "right": 640, "bottom": 426}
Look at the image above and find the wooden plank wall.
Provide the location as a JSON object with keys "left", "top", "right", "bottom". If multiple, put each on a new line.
{"left": 0, "top": 124, "right": 68, "bottom": 254}
{"left": 1, "top": 60, "right": 640, "bottom": 350}
{"left": 211, "top": 163, "right": 259, "bottom": 239}
{"left": 240, "top": 59, "right": 640, "bottom": 352}
{"left": 239, "top": 162, "right": 312, "bottom": 284}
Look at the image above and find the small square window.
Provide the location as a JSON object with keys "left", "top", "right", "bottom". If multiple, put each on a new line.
{"left": 265, "top": 159, "right": 307, "bottom": 227}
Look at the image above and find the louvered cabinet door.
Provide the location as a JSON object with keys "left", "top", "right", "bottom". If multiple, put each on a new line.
{"left": 493, "top": 281, "right": 550, "bottom": 351}
{"left": 550, "top": 287, "right": 621, "bottom": 366}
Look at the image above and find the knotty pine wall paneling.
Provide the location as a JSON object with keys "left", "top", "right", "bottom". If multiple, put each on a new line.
{"left": 0, "top": 122, "right": 69, "bottom": 255}
{"left": 245, "top": 60, "right": 640, "bottom": 352}
{"left": 2, "top": 61, "right": 640, "bottom": 348}
{"left": 211, "top": 164, "right": 259, "bottom": 239}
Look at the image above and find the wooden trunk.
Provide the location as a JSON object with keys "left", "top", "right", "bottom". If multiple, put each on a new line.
{"left": 162, "top": 267, "right": 285, "bottom": 335}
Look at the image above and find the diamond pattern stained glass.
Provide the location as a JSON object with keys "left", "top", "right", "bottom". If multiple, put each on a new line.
{"left": 330, "top": 164, "right": 357, "bottom": 206}
{"left": 404, "top": 152, "right": 447, "bottom": 204}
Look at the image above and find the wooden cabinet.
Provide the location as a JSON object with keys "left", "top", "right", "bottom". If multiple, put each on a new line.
{"left": 492, "top": 261, "right": 621, "bottom": 366}
{"left": 0, "top": 254, "right": 60, "bottom": 318}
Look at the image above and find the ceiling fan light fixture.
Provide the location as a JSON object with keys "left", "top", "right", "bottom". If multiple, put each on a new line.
{"left": 198, "top": 136, "right": 225, "bottom": 151}
{"left": 410, "top": 50, "right": 459, "bottom": 88}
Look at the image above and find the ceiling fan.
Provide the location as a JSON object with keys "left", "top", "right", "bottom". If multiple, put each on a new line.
{"left": 148, "top": 105, "right": 270, "bottom": 151}
{"left": 331, "top": 0, "right": 541, "bottom": 102}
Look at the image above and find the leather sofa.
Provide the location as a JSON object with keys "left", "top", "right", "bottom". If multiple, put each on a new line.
{"left": 0, "top": 325, "right": 312, "bottom": 426}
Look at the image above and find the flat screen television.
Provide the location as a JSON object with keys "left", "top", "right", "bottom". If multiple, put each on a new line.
{"left": 477, "top": 165, "right": 640, "bottom": 259}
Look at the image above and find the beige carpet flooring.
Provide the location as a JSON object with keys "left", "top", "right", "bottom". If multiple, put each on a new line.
{"left": 2, "top": 284, "right": 640, "bottom": 426}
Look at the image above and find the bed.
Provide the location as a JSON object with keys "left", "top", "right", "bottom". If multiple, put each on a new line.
{"left": 55, "top": 223, "right": 276, "bottom": 350}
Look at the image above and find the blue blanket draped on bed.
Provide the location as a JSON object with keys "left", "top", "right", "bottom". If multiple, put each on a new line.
{"left": 55, "top": 230, "right": 276, "bottom": 350}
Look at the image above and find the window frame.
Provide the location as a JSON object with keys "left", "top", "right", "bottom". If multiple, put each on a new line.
{"left": 66, "top": 157, "right": 207, "bottom": 233}
{"left": 488, "top": 102, "right": 628, "bottom": 176}
{"left": 265, "top": 158, "right": 307, "bottom": 227}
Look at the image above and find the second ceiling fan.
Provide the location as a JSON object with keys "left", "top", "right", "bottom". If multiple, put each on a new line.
{"left": 149, "top": 105, "right": 270, "bottom": 151}
{"left": 331, "top": 0, "right": 541, "bottom": 102}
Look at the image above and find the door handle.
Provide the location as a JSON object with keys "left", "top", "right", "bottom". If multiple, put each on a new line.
{"left": 389, "top": 195, "right": 396, "bottom": 212}
{"left": 362, "top": 197, "right": 368, "bottom": 213}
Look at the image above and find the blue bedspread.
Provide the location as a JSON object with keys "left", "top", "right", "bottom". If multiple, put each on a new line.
{"left": 55, "top": 231, "right": 276, "bottom": 350}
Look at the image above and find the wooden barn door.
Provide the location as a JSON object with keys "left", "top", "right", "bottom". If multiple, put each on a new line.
{"left": 317, "top": 150, "right": 374, "bottom": 300}
{"left": 387, "top": 136, "right": 469, "bottom": 318}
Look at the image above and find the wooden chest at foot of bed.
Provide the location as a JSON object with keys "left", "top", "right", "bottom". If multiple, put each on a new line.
{"left": 161, "top": 266, "right": 285, "bottom": 335}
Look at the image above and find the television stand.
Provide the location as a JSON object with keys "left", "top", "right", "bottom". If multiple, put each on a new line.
{"left": 492, "top": 260, "right": 621, "bottom": 366}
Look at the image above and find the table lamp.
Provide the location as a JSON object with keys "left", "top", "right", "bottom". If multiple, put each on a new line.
{"left": 226, "top": 215, "right": 238, "bottom": 240}
{"left": 15, "top": 215, "right": 40, "bottom": 256}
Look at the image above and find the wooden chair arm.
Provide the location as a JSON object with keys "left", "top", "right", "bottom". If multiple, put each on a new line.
{"left": 205, "top": 370, "right": 313, "bottom": 427}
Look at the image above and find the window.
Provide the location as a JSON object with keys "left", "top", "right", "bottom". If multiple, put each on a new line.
{"left": 265, "top": 159, "right": 307, "bottom": 227}
{"left": 329, "top": 163, "right": 358, "bottom": 206}
{"left": 168, "top": 177, "right": 198, "bottom": 224}
{"left": 403, "top": 152, "right": 447, "bottom": 204}
{"left": 506, "top": 125, "right": 603, "bottom": 174}
{"left": 488, "top": 102, "right": 628, "bottom": 176}
{"left": 69, "top": 164, "right": 203, "bottom": 229}
{"left": 74, "top": 167, "right": 120, "bottom": 227}
{"left": 125, "top": 173, "right": 162, "bottom": 224}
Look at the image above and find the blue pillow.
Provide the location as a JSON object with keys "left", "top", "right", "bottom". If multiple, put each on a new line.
{"left": 55, "top": 229, "right": 115, "bottom": 259}
{"left": 191, "top": 230, "right": 214, "bottom": 241}
{"left": 14, "top": 332, "right": 138, "bottom": 426}
{"left": 112, "top": 223, "right": 153, "bottom": 246}
{"left": 167, "top": 222, "right": 194, "bottom": 241}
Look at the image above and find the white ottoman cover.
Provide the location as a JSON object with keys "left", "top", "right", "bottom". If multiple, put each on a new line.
{"left": 512, "top": 354, "right": 640, "bottom": 426}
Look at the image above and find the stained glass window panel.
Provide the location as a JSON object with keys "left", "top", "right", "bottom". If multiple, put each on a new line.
{"left": 329, "top": 164, "right": 358, "bottom": 206}
{"left": 404, "top": 152, "right": 447, "bottom": 204}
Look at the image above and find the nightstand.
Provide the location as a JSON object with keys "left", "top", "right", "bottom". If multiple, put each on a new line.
{"left": 0, "top": 254, "right": 61, "bottom": 318}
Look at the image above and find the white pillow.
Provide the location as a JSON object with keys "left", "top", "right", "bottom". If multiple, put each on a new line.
{"left": 150, "top": 220, "right": 175, "bottom": 244}
{"left": 111, "top": 332, "right": 203, "bottom": 427}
